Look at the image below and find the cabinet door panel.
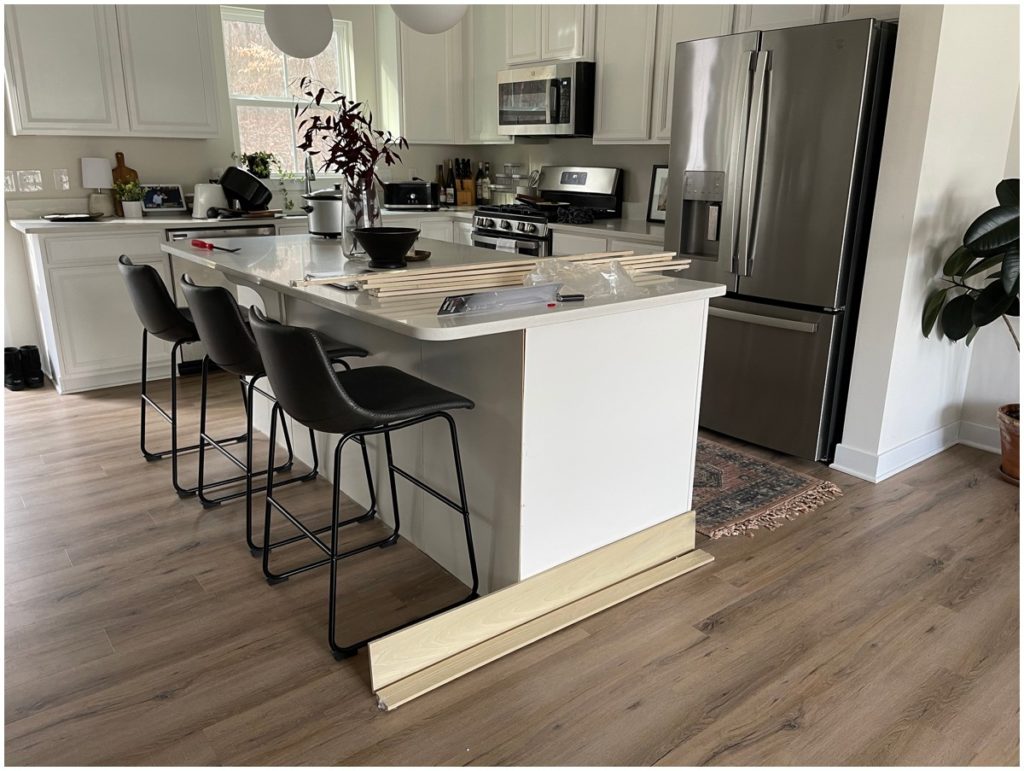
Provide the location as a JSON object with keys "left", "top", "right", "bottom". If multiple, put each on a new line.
{"left": 552, "top": 232, "right": 607, "bottom": 256}
{"left": 466, "top": 6, "right": 513, "bottom": 143}
{"left": 651, "top": 5, "right": 735, "bottom": 142}
{"left": 400, "top": 22, "right": 462, "bottom": 143}
{"left": 4, "top": 5, "right": 127, "bottom": 135}
{"left": 506, "top": 5, "right": 542, "bottom": 64}
{"left": 825, "top": 5, "right": 900, "bottom": 22}
{"left": 420, "top": 220, "right": 454, "bottom": 243}
{"left": 117, "top": 6, "right": 219, "bottom": 137}
{"left": 609, "top": 239, "right": 664, "bottom": 255}
{"left": 733, "top": 5, "right": 827, "bottom": 32}
{"left": 47, "top": 256, "right": 173, "bottom": 378}
{"left": 454, "top": 221, "right": 474, "bottom": 246}
{"left": 541, "top": 5, "right": 587, "bottom": 60}
{"left": 593, "top": 5, "right": 658, "bottom": 143}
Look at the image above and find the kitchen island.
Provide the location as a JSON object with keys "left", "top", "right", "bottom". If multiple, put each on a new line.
{"left": 162, "top": 233, "right": 724, "bottom": 708}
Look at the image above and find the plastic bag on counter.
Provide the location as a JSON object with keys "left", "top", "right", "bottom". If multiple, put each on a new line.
{"left": 523, "top": 258, "right": 646, "bottom": 300}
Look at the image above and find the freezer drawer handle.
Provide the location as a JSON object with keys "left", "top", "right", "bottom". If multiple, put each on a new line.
{"left": 709, "top": 307, "right": 818, "bottom": 334}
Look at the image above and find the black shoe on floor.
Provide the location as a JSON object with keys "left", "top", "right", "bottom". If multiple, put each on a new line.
{"left": 5, "top": 347, "right": 25, "bottom": 391}
{"left": 19, "top": 345, "right": 44, "bottom": 388}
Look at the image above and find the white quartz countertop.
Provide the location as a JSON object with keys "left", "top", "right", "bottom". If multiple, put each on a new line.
{"left": 161, "top": 234, "right": 723, "bottom": 341}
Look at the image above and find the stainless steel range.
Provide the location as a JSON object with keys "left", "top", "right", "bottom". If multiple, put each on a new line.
{"left": 470, "top": 165, "right": 622, "bottom": 256}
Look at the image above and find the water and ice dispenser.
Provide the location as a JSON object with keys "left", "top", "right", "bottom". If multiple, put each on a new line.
{"left": 677, "top": 171, "right": 725, "bottom": 259}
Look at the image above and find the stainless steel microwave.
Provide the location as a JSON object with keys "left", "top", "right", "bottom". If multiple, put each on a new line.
{"left": 497, "top": 61, "right": 595, "bottom": 137}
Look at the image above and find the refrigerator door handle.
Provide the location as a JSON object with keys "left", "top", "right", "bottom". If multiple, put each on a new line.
{"left": 737, "top": 50, "right": 771, "bottom": 277}
{"left": 709, "top": 306, "right": 819, "bottom": 334}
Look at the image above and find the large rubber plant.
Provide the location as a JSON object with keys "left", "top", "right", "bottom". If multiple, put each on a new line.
{"left": 922, "top": 177, "right": 1020, "bottom": 483}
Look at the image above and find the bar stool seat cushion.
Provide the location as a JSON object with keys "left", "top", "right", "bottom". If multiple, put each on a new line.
{"left": 336, "top": 366, "right": 473, "bottom": 428}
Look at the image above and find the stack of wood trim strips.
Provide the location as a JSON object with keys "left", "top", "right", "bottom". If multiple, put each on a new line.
{"left": 293, "top": 251, "right": 690, "bottom": 298}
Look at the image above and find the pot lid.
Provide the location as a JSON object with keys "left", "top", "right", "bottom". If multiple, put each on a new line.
{"left": 303, "top": 184, "right": 345, "bottom": 200}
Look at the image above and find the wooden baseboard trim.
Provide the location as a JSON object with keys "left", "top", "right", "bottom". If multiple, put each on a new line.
{"left": 376, "top": 548, "right": 713, "bottom": 711}
{"left": 369, "top": 512, "right": 696, "bottom": 691}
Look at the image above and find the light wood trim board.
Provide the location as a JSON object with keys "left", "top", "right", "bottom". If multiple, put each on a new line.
{"left": 375, "top": 548, "right": 714, "bottom": 711}
{"left": 368, "top": 510, "right": 697, "bottom": 692}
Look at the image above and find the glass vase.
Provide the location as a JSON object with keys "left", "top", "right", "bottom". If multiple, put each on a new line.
{"left": 343, "top": 176, "right": 381, "bottom": 258}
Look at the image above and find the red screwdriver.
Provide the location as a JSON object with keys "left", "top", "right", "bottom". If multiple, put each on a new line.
{"left": 191, "top": 239, "right": 240, "bottom": 253}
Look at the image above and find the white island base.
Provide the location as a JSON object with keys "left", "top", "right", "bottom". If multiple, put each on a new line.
{"left": 162, "top": 235, "right": 724, "bottom": 708}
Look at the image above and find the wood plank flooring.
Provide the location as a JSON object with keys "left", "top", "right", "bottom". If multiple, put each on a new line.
{"left": 4, "top": 375, "right": 1019, "bottom": 765}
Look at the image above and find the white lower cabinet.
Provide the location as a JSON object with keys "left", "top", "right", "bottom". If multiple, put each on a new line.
{"left": 419, "top": 219, "right": 455, "bottom": 242}
{"left": 554, "top": 231, "right": 666, "bottom": 257}
{"left": 454, "top": 220, "right": 474, "bottom": 246}
{"left": 552, "top": 232, "right": 610, "bottom": 256}
{"left": 27, "top": 232, "right": 173, "bottom": 393}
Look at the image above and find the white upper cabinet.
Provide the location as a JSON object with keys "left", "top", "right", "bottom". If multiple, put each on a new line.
{"left": 593, "top": 5, "right": 658, "bottom": 143}
{"left": 506, "top": 5, "right": 593, "bottom": 65}
{"left": 5, "top": 5, "right": 219, "bottom": 137}
{"left": 117, "top": 6, "right": 219, "bottom": 137}
{"left": 825, "top": 5, "right": 901, "bottom": 21}
{"left": 651, "top": 5, "right": 735, "bottom": 142}
{"left": 4, "top": 6, "right": 128, "bottom": 135}
{"left": 733, "top": 5, "right": 827, "bottom": 32}
{"left": 505, "top": 5, "right": 543, "bottom": 64}
{"left": 464, "top": 6, "right": 512, "bottom": 143}
{"left": 398, "top": 19, "right": 464, "bottom": 144}
{"left": 541, "top": 5, "right": 593, "bottom": 61}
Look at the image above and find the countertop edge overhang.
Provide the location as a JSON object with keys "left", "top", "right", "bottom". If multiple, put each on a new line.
{"left": 160, "top": 236, "right": 725, "bottom": 342}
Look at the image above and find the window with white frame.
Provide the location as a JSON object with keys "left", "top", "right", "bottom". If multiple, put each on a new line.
{"left": 220, "top": 6, "right": 355, "bottom": 174}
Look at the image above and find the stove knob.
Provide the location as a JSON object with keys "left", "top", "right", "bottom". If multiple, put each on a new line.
{"left": 524, "top": 223, "right": 538, "bottom": 234}
{"left": 500, "top": 220, "right": 513, "bottom": 230}
{"left": 516, "top": 222, "right": 527, "bottom": 232}
{"left": 485, "top": 218, "right": 496, "bottom": 228}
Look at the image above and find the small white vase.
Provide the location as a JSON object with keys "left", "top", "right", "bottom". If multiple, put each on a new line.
{"left": 122, "top": 200, "right": 143, "bottom": 219}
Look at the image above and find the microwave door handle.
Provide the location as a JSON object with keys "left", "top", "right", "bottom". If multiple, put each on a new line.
{"left": 737, "top": 50, "right": 770, "bottom": 278}
{"left": 548, "top": 79, "right": 559, "bottom": 123}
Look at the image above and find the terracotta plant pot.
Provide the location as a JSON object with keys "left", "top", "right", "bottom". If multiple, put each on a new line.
{"left": 997, "top": 403, "right": 1019, "bottom": 485}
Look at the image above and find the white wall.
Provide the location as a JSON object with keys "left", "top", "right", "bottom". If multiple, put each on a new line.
{"left": 834, "top": 4, "right": 1020, "bottom": 482}
{"left": 960, "top": 94, "right": 1021, "bottom": 452}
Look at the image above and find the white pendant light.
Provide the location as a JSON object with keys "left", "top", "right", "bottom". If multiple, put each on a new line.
{"left": 264, "top": 5, "right": 333, "bottom": 59}
{"left": 392, "top": 4, "right": 468, "bottom": 34}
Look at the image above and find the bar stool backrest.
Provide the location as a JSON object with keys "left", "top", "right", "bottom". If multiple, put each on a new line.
{"left": 179, "top": 275, "right": 263, "bottom": 376}
{"left": 248, "top": 307, "right": 376, "bottom": 434}
{"left": 117, "top": 255, "right": 195, "bottom": 343}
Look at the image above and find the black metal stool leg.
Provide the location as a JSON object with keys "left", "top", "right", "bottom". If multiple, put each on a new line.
{"left": 380, "top": 431, "right": 402, "bottom": 547}
{"left": 443, "top": 412, "right": 480, "bottom": 597}
{"left": 168, "top": 340, "right": 193, "bottom": 498}
{"left": 139, "top": 330, "right": 158, "bottom": 462}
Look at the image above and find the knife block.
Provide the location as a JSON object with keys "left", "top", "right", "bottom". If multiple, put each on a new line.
{"left": 456, "top": 180, "right": 475, "bottom": 207}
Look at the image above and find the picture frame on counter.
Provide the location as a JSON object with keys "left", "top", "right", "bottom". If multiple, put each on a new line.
{"left": 647, "top": 165, "right": 670, "bottom": 223}
{"left": 141, "top": 184, "right": 187, "bottom": 213}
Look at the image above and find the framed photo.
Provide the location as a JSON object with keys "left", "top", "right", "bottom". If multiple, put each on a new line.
{"left": 140, "top": 184, "right": 187, "bottom": 213}
{"left": 646, "top": 165, "right": 670, "bottom": 223}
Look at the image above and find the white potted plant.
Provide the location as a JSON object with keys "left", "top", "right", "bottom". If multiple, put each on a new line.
{"left": 114, "top": 180, "right": 144, "bottom": 219}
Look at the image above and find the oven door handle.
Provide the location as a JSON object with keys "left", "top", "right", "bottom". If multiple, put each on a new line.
{"left": 548, "top": 78, "right": 560, "bottom": 123}
{"left": 472, "top": 233, "right": 543, "bottom": 253}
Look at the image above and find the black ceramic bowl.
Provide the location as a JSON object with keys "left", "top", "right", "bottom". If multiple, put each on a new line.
{"left": 353, "top": 227, "right": 420, "bottom": 269}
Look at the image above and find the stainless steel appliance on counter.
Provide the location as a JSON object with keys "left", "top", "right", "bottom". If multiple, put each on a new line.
{"left": 382, "top": 179, "right": 441, "bottom": 211}
{"left": 665, "top": 19, "right": 896, "bottom": 462}
{"left": 471, "top": 165, "right": 622, "bottom": 255}
{"left": 497, "top": 61, "right": 595, "bottom": 137}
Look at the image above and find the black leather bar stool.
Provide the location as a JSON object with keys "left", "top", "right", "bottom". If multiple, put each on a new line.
{"left": 179, "top": 274, "right": 374, "bottom": 554}
{"left": 118, "top": 255, "right": 247, "bottom": 497}
{"left": 249, "top": 307, "right": 480, "bottom": 659}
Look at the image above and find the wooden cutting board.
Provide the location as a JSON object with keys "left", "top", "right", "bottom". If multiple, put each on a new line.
{"left": 111, "top": 152, "right": 138, "bottom": 217}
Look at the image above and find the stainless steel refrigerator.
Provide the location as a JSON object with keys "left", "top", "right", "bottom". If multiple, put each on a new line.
{"left": 665, "top": 19, "right": 896, "bottom": 461}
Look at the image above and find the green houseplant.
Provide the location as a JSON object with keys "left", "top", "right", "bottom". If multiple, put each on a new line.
{"left": 922, "top": 177, "right": 1020, "bottom": 482}
{"left": 113, "top": 180, "right": 144, "bottom": 219}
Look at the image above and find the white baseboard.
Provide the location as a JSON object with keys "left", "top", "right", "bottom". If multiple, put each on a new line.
{"left": 957, "top": 421, "right": 1001, "bottom": 454}
{"left": 831, "top": 421, "right": 961, "bottom": 483}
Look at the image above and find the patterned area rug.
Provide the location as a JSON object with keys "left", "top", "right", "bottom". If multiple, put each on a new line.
{"left": 693, "top": 438, "right": 842, "bottom": 538}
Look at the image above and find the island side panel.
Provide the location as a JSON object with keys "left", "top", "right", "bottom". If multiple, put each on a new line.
{"left": 279, "top": 294, "right": 526, "bottom": 595}
{"left": 518, "top": 299, "right": 709, "bottom": 579}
